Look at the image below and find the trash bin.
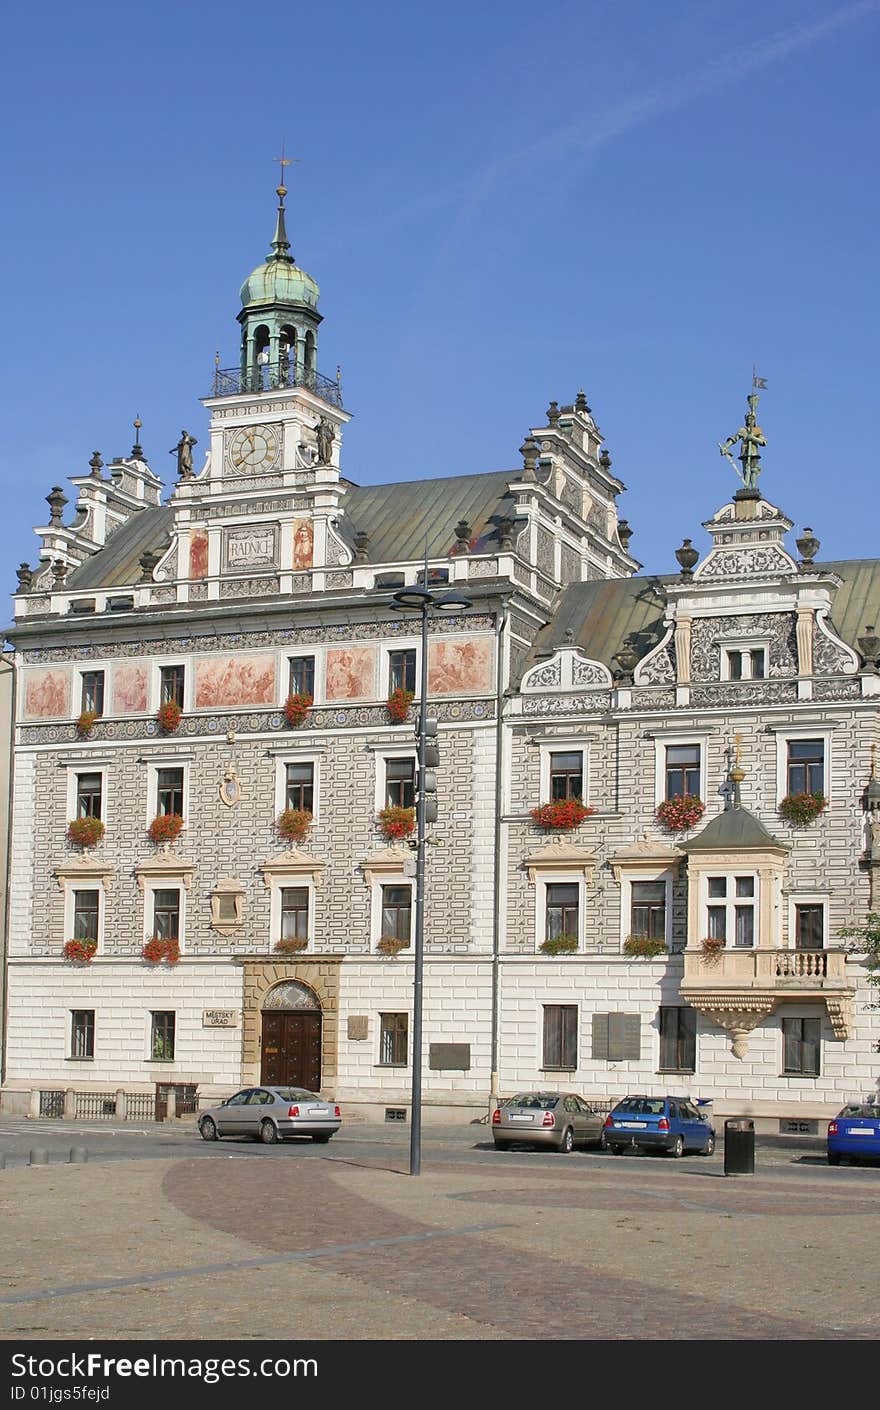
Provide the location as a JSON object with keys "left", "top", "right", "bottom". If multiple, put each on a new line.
{"left": 723, "top": 1118, "right": 755, "bottom": 1176}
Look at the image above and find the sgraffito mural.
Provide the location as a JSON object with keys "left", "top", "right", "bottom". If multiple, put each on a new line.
{"left": 428, "top": 637, "right": 493, "bottom": 695}
{"left": 24, "top": 669, "right": 70, "bottom": 719}
{"left": 292, "top": 519, "right": 314, "bottom": 570}
{"left": 112, "top": 664, "right": 148, "bottom": 714}
{"left": 189, "top": 531, "right": 209, "bottom": 580}
{"left": 195, "top": 655, "right": 276, "bottom": 708}
{"left": 325, "top": 646, "right": 376, "bottom": 701}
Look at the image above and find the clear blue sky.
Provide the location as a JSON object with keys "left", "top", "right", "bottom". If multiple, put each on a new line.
{"left": 1, "top": 0, "right": 877, "bottom": 588}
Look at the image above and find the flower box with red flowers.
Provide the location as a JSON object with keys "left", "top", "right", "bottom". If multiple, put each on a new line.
{"left": 76, "top": 710, "right": 97, "bottom": 736}
{"left": 623, "top": 935, "right": 668, "bottom": 959}
{"left": 157, "top": 701, "right": 182, "bottom": 734}
{"left": 377, "top": 805, "right": 415, "bottom": 841}
{"left": 701, "top": 935, "right": 725, "bottom": 959}
{"left": 377, "top": 935, "right": 409, "bottom": 956}
{"left": 63, "top": 939, "right": 97, "bottom": 963}
{"left": 655, "top": 794, "right": 705, "bottom": 833}
{"left": 67, "top": 816, "right": 105, "bottom": 849}
{"left": 530, "top": 799, "right": 594, "bottom": 831}
{"left": 277, "top": 808, "right": 312, "bottom": 845}
{"left": 386, "top": 687, "right": 414, "bottom": 724}
{"left": 274, "top": 936, "right": 309, "bottom": 955}
{"left": 283, "top": 692, "right": 313, "bottom": 728}
{"left": 142, "top": 937, "right": 180, "bottom": 965}
{"left": 539, "top": 934, "right": 579, "bottom": 955}
{"left": 148, "top": 813, "right": 184, "bottom": 846}
{"left": 778, "top": 791, "right": 826, "bottom": 827}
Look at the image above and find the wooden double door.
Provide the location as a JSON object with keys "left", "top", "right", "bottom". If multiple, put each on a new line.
{"left": 261, "top": 1011, "right": 322, "bottom": 1091}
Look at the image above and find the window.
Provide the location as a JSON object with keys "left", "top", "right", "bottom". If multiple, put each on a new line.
{"left": 71, "top": 1010, "right": 94, "bottom": 1060}
{"left": 75, "top": 772, "right": 102, "bottom": 820}
{"left": 549, "top": 751, "right": 583, "bottom": 801}
{"left": 379, "top": 1013, "right": 408, "bottom": 1065}
{"left": 380, "top": 885, "right": 411, "bottom": 942}
{"left": 726, "top": 648, "right": 766, "bottom": 680}
{"left": 152, "top": 889, "right": 180, "bottom": 940}
{"left": 665, "top": 744, "right": 700, "bottom": 800}
{"left": 706, "top": 875, "right": 756, "bottom": 947}
{"left": 787, "top": 739, "right": 824, "bottom": 795}
{"left": 156, "top": 767, "right": 184, "bottom": 817}
{"left": 543, "top": 1005, "right": 578, "bottom": 1069}
{"left": 782, "top": 1017, "right": 821, "bottom": 1075}
{"left": 545, "top": 882, "right": 579, "bottom": 942}
{"left": 288, "top": 656, "right": 315, "bottom": 698}
{"left": 591, "top": 1013, "right": 641, "bottom": 1061}
{"left": 151, "top": 1011, "right": 175, "bottom": 1062}
{"left": 280, "top": 886, "right": 309, "bottom": 941}
{"left": 284, "top": 761, "right": 314, "bottom": 812}
{"left": 385, "top": 757, "right": 415, "bottom": 809}
{"left": 72, "top": 890, "right": 99, "bottom": 943}
{"left": 659, "top": 1007, "right": 696, "bottom": 1072}
{"left": 80, "top": 671, "right": 104, "bottom": 716}
{"left": 630, "top": 881, "right": 666, "bottom": 940}
{"left": 389, "top": 649, "right": 416, "bottom": 695}
{"left": 160, "top": 665, "right": 185, "bottom": 708}
{"left": 795, "top": 904, "right": 824, "bottom": 950}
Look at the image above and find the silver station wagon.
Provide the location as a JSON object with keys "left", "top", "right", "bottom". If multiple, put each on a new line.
{"left": 492, "top": 1092, "right": 608, "bottom": 1152}
{"left": 198, "top": 1086, "right": 342, "bottom": 1144}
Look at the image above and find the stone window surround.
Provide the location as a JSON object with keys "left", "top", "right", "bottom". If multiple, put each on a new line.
{"left": 65, "top": 762, "right": 109, "bottom": 827}
{"left": 380, "top": 635, "right": 421, "bottom": 700}
{"left": 78, "top": 663, "right": 108, "bottom": 715}
{"left": 533, "top": 871, "right": 587, "bottom": 952}
{"left": 786, "top": 892, "right": 829, "bottom": 950}
{"left": 371, "top": 744, "right": 418, "bottom": 815}
{"left": 533, "top": 735, "right": 592, "bottom": 808}
{"left": 153, "top": 657, "right": 188, "bottom": 712}
{"left": 210, "top": 879, "right": 246, "bottom": 935}
{"left": 616, "top": 867, "right": 676, "bottom": 951}
{"left": 63, "top": 879, "right": 106, "bottom": 955}
{"left": 370, "top": 873, "right": 413, "bottom": 953}
{"left": 271, "top": 747, "right": 326, "bottom": 820}
{"left": 718, "top": 635, "right": 771, "bottom": 681}
{"left": 139, "top": 754, "right": 193, "bottom": 834}
{"left": 143, "top": 880, "right": 186, "bottom": 952}
{"left": 768, "top": 722, "right": 839, "bottom": 806}
{"left": 646, "top": 728, "right": 713, "bottom": 808}
{"left": 260, "top": 849, "right": 326, "bottom": 952}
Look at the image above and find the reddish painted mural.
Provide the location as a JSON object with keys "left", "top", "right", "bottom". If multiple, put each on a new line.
{"left": 194, "top": 654, "right": 276, "bottom": 708}
{"left": 112, "top": 664, "right": 148, "bottom": 714}
{"left": 189, "top": 531, "right": 209, "bottom": 579}
{"left": 24, "top": 669, "right": 70, "bottom": 719}
{"left": 325, "top": 646, "right": 376, "bottom": 701}
{"left": 428, "top": 638, "right": 493, "bottom": 695}
{"left": 292, "top": 519, "right": 314, "bottom": 570}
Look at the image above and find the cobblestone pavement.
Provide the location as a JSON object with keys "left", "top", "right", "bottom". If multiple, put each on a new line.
{"left": 1, "top": 1129, "right": 877, "bottom": 1342}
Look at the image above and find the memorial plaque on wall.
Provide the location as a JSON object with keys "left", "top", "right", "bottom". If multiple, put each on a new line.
{"left": 348, "top": 1016, "right": 369, "bottom": 1041}
{"left": 429, "top": 1043, "right": 470, "bottom": 1071}
{"left": 203, "top": 1009, "right": 239, "bottom": 1028}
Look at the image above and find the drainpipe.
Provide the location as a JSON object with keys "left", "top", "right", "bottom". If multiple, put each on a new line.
{"left": 489, "top": 602, "right": 510, "bottom": 1113}
{"left": 1, "top": 650, "right": 17, "bottom": 1088}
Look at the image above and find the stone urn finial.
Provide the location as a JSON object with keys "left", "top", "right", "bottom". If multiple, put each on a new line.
{"left": 857, "top": 624, "right": 880, "bottom": 672}
{"left": 46, "top": 486, "right": 67, "bottom": 526}
{"left": 89, "top": 451, "right": 104, "bottom": 479}
{"left": 617, "top": 519, "right": 633, "bottom": 551}
{"left": 675, "top": 538, "right": 700, "bottom": 578}
{"left": 15, "top": 562, "right": 33, "bottom": 593}
{"left": 796, "top": 526, "right": 820, "bottom": 567}
{"left": 546, "top": 400, "right": 560, "bottom": 426}
{"left": 353, "top": 530, "right": 370, "bottom": 563}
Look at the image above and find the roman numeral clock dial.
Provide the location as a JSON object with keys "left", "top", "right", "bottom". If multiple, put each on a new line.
{"left": 225, "top": 424, "right": 280, "bottom": 472}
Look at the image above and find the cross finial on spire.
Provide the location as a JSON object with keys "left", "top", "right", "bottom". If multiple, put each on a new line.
{"left": 270, "top": 144, "right": 299, "bottom": 260}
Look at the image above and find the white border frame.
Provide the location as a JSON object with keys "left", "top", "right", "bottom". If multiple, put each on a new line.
{"left": 786, "top": 893, "right": 829, "bottom": 951}
{"left": 269, "top": 875, "right": 316, "bottom": 951}
{"left": 538, "top": 739, "right": 590, "bottom": 808}
{"left": 534, "top": 872, "right": 585, "bottom": 952}
{"left": 274, "top": 753, "right": 322, "bottom": 821}
{"left": 146, "top": 761, "right": 191, "bottom": 833}
{"left": 618, "top": 869, "right": 674, "bottom": 950}
{"left": 652, "top": 730, "right": 710, "bottom": 809}
{"left": 63, "top": 880, "right": 106, "bottom": 956}
{"left": 66, "top": 764, "right": 109, "bottom": 829}
{"left": 775, "top": 726, "right": 833, "bottom": 808}
{"left": 700, "top": 868, "right": 760, "bottom": 949}
{"left": 152, "top": 657, "right": 189, "bottom": 712}
{"left": 143, "top": 881, "right": 186, "bottom": 954}
{"left": 373, "top": 747, "right": 418, "bottom": 814}
{"left": 371, "top": 875, "right": 413, "bottom": 952}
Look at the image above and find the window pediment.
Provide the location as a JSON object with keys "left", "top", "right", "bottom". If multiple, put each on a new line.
{"left": 360, "top": 846, "right": 415, "bottom": 888}
{"left": 261, "top": 847, "right": 326, "bottom": 888}
{"left": 135, "top": 852, "right": 194, "bottom": 893}
{"left": 524, "top": 839, "right": 597, "bottom": 886}
{"left": 54, "top": 857, "right": 115, "bottom": 893}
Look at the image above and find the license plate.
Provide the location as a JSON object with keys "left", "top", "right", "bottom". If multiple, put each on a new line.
{"left": 846, "top": 1128, "right": 875, "bottom": 1137}
{"left": 307, "top": 1107, "right": 329, "bottom": 1116}
{"left": 618, "top": 1121, "right": 646, "bottom": 1129}
{"left": 509, "top": 1114, "right": 533, "bottom": 1122}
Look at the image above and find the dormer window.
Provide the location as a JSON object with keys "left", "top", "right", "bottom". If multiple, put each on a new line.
{"left": 725, "top": 648, "right": 766, "bottom": 681}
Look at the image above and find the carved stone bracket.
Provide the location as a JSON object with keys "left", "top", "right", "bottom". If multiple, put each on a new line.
{"left": 823, "top": 995, "right": 852, "bottom": 1040}
{"left": 687, "top": 998, "right": 775, "bottom": 1058}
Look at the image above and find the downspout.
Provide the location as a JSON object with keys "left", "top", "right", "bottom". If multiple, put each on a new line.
{"left": 0, "top": 650, "right": 17, "bottom": 1088}
{"left": 490, "top": 602, "right": 510, "bottom": 1112}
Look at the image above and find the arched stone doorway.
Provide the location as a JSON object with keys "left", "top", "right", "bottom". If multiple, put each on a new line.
{"left": 260, "top": 981, "right": 322, "bottom": 1090}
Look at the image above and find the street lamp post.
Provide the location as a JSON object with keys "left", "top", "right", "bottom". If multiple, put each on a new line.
{"left": 391, "top": 584, "right": 472, "bottom": 1176}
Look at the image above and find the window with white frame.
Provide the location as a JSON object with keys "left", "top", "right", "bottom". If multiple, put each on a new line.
{"left": 665, "top": 745, "right": 700, "bottom": 801}
{"left": 72, "top": 889, "right": 99, "bottom": 944}
{"left": 70, "top": 1010, "right": 95, "bottom": 1060}
{"left": 379, "top": 1013, "right": 408, "bottom": 1066}
{"left": 159, "top": 664, "right": 186, "bottom": 708}
{"left": 723, "top": 646, "right": 766, "bottom": 680}
{"left": 384, "top": 756, "right": 415, "bottom": 809}
{"left": 280, "top": 886, "right": 310, "bottom": 942}
{"left": 156, "top": 767, "right": 184, "bottom": 817}
{"left": 786, "top": 738, "right": 825, "bottom": 795}
{"left": 151, "top": 888, "right": 181, "bottom": 941}
{"left": 629, "top": 881, "right": 666, "bottom": 941}
{"left": 781, "top": 1016, "right": 821, "bottom": 1075}
{"left": 705, "top": 874, "right": 757, "bottom": 947}
{"left": 380, "top": 884, "right": 412, "bottom": 944}
{"left": 388, "top": 649, "right": 416, "bottom": 695}
{"left": 75, "top": 771, "right": 103, "bottom": 820}
{"left": 545, "top": 883, "right": 579, "bottom": 945}
{"left": 793, "top": 901, "right": 825, "bottom": 950}
{"left": 80, "top": 670, "right": 105, "bottom": 716}
{"left": 287, "top": 655, "right": 315, "bottom": 699}
{"left": 284, "top": 761, "right": 314, "bottom": 812}
{"left": 549, "top": 750, "right": 583, "bottom": 801}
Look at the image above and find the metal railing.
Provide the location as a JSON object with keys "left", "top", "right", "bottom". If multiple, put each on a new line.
{"left": 211, "top": 361, "right": 343, "bottom": 407}
{"left": 39, "top": 1090, "right": 64, "bottom": 1118}
{"left": 75, "top": 1092, "right": 117, "bottom": 1119}
{"left": 126, "top": 1093, "right": 157, "bottom": 1123}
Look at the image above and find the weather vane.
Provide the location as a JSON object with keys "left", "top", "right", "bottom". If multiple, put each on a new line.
{"left": 719, "top": 369, "right": 768, "bottom": 492}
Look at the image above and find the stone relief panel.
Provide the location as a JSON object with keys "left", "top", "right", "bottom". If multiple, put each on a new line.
{"left": 223, "top": 525, "right": 279, "bottom": 571}
{"left": 189, "top": 531, "right": 208, "bottom": 580}
{"left": 587, "top": 503, "right": 607, "bottom": 533}
{"left": 812, "top": 679, "right": 861, "bottom": 701}
{"left": 560, "top": 544, "right": 581, "bottom": 584}
{"left": 292, "top": 520, "right": 314, "bottom": 570}
{"left": 428, "top": 638, "right": 493, "bottom": 695}
{"left": 24, "top": 668, "right": 70, "bottom": 719}
{"left": 194, "top": 655, "right": 276, "bottom": 709}
{"left": 535, "top": 528, "right": 554, "bottom": 575}
{"left": 325, "top": 529, "right": 348, "bottom": 566}
{"left": 522, "top": 691, "right": 609, "bottom": 715}
{"left": 469, "top": 558, "right": 499, "bottom": 577}
{"left": 637, "top": 640, "right": 676, "bottom": 685}
{"left": 561, "top": 477, "right": 581, "bottom": 514}
{"left": 219, "top": 577, "right": 280, "bottom": 598}
{"left": 325, "top": 646, "right": 377, "bottom": 701}
{"left": 813, "top": 618, "right": 857, "bottom": 675}
{"left": 112, "top": 663, "right": 148, "bottom": 715}
{"left": 690, "top": 681, "right": 798, "bottom": 707}
{"left": 522, "top": 658, "right": 562, "bottom": 690}
{"left": 325, "top": 571, "right": 353, "bottom": 589}
{"left": 697, "top": 544, "right": 795, "bottom": 579}
{"left": 690, "top": 612, "right": 797, "bottom": 681}
{"left": 572, "top": 656, "right": 612, "bottom": 687}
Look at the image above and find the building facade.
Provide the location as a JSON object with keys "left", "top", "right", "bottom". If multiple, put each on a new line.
{"left": 2, "top": 187, "right": 877, "bottom": 1127}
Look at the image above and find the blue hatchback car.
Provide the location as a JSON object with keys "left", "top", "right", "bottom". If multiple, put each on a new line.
{"left": 604, "top": 1095, "right": 715, "bottom": 1157}
{"left": 827, "top": 1103, "right": 880, "bottom": 1165}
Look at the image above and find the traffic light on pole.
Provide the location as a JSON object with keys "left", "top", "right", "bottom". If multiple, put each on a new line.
{"left": 419, "top": 717, "right": 439, "bottom": 824}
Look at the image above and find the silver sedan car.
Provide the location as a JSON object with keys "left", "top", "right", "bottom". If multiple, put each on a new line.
{"left": 198, "top": 1086, "right": 342, "bottom": 1145}
{"left": 492, "top": 1092, "right": 608, "bottom": 1152}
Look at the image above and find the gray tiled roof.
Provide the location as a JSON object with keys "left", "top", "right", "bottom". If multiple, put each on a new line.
{"left": 341, "top": 470, "right": 516, "bottom": 561}
{"left": 679, "top": 806, "right": 788, "bottom": 852}
{"left": 65, "top": 506, "right": 174, "bottom": 591}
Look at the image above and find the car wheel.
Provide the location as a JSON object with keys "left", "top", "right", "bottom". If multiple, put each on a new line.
{"left": 701, "top": 1133, "right": 716, "bottom": 1157}
{"left": 311, "top": 1134, "right": 332, "bottom": 1143}
{"left": 827, "top": 1153, "right": 841, "bottom": 1166}
{"left": 669, "top": 1134, "right": 684, "bottom": 1158}
{"left": 558, "top": 1126, "right": 574, "bottom": 1154}
{"left": 611, "top": 1144, "right": 625, "bottom": 1155}
{"left": 199, "top": 1117, "right": 218, "bottom": 1142}
{"left": 259, "top": 1119, "right": 279, "bottom": 1145}
{"left": 493, "top": 1141, "right": 510, "bottom": 1151}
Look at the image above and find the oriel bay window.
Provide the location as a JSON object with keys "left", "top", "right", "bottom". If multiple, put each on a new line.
{"left": 787, "top": 739, "right": 824, "bottom": 795}
{"left": 381, "top": 885, "right": 411, "bottom": 943}
{"left": 389, "top": 649, "right": 416, "bottom": 695}
{"left": 545, "top": 882, "right": 579, "bottom": 944}
{"left": 285, "top": 761, "right": 314, "bottom": 812}
{"left": 549, "top": 751, "right": 583, "bottom": 801}
{"left": 706, "top": 875, "right": 756, "bottom": 948}
{"left": 72, "top": 889, "right": 99, "bottom": 943}
{"left": 75, "top": 772, "right": 102, "bottom": 820}
{"left": 542, "top": 1004, "right": 578, "bottom": 1070}
{"left": 385, "top": 757, "right": 415, "bottom": 809}
{"left": 630, "top": 881, "right": 666, "bottom": 940}
{"left": 156, "top": 767, "right": 184, "bottom": 817}
{"left": 280, "top": 887, "right": 309, "bottom": 941}
{"left": 665, "top": 744, "right": 700, "bottom": 800}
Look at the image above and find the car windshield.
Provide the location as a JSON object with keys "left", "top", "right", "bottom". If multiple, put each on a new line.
{"left": 614, "top": 1098, "right": 667, "bottom": 1116}
{"left": 273, "top": 1088, "right": 318, "bottom": 1102}
{"left": 507, "top": 1094, "right": 559, "bottom": 1110}
{"left": 839, "top": 1104, "right": 880, "bottom": 1119}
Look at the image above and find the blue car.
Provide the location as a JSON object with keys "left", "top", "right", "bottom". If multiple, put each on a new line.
{"left": 604, "top": 1094, "right": 715, "bottom": 1157}
{"left": 827, "top": 1103, "right": 880, "bottom": 1165}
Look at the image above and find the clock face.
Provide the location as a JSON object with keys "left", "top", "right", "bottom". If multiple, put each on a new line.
{"left": 226, "top": 424, "right": 280, "bottom": 472}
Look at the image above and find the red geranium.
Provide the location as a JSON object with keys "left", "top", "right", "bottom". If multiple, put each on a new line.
{"left": 277, "top": 808, "right": 312, "bottom": 844}
{"left": 530, "top": 799, "right": 593, "bottom": 831}
{"left": 148, "top": 813, "right": 184, "bottom": 845}
{"left": 387, "top": 688, "right": 414, "bottom": 723}
{"left": 157, "top": 701, "right": 182, "bottom": 733}
{"left": 142, "top": 937, "right": 180, "bottom": 964}
{"left": 67, "top": 816, "right": 105, "bottom": 848}
{"left": 63, "top": 939, "right": 97, "bottom": 963}
{"left": 283, "top": 692, "right": 313, "bottom": 727}
{"left": 378, "top": 806, "right": 416, "bottom": 840}
{"left": 656, "top": 794, "right": 705, "bottom": 833}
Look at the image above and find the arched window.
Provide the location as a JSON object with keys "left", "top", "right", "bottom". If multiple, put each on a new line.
{"left": 304, "top": 330, "right": 316, "bottom": 378}
{"left": 279, "top": 325, "right": 297, "bottom": 386}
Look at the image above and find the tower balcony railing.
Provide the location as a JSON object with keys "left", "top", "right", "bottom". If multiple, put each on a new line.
{"left": 209, "top": 361, "right": 343, "bottom": 407}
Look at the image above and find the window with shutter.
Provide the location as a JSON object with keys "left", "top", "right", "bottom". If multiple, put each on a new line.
{"left": 592, "top": 1012, "right": 641, "bottom": 1061}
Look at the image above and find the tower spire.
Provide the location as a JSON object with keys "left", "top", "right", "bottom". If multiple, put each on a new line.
{"left": 270, "top": 147, "right": 297, "bottom": 261}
